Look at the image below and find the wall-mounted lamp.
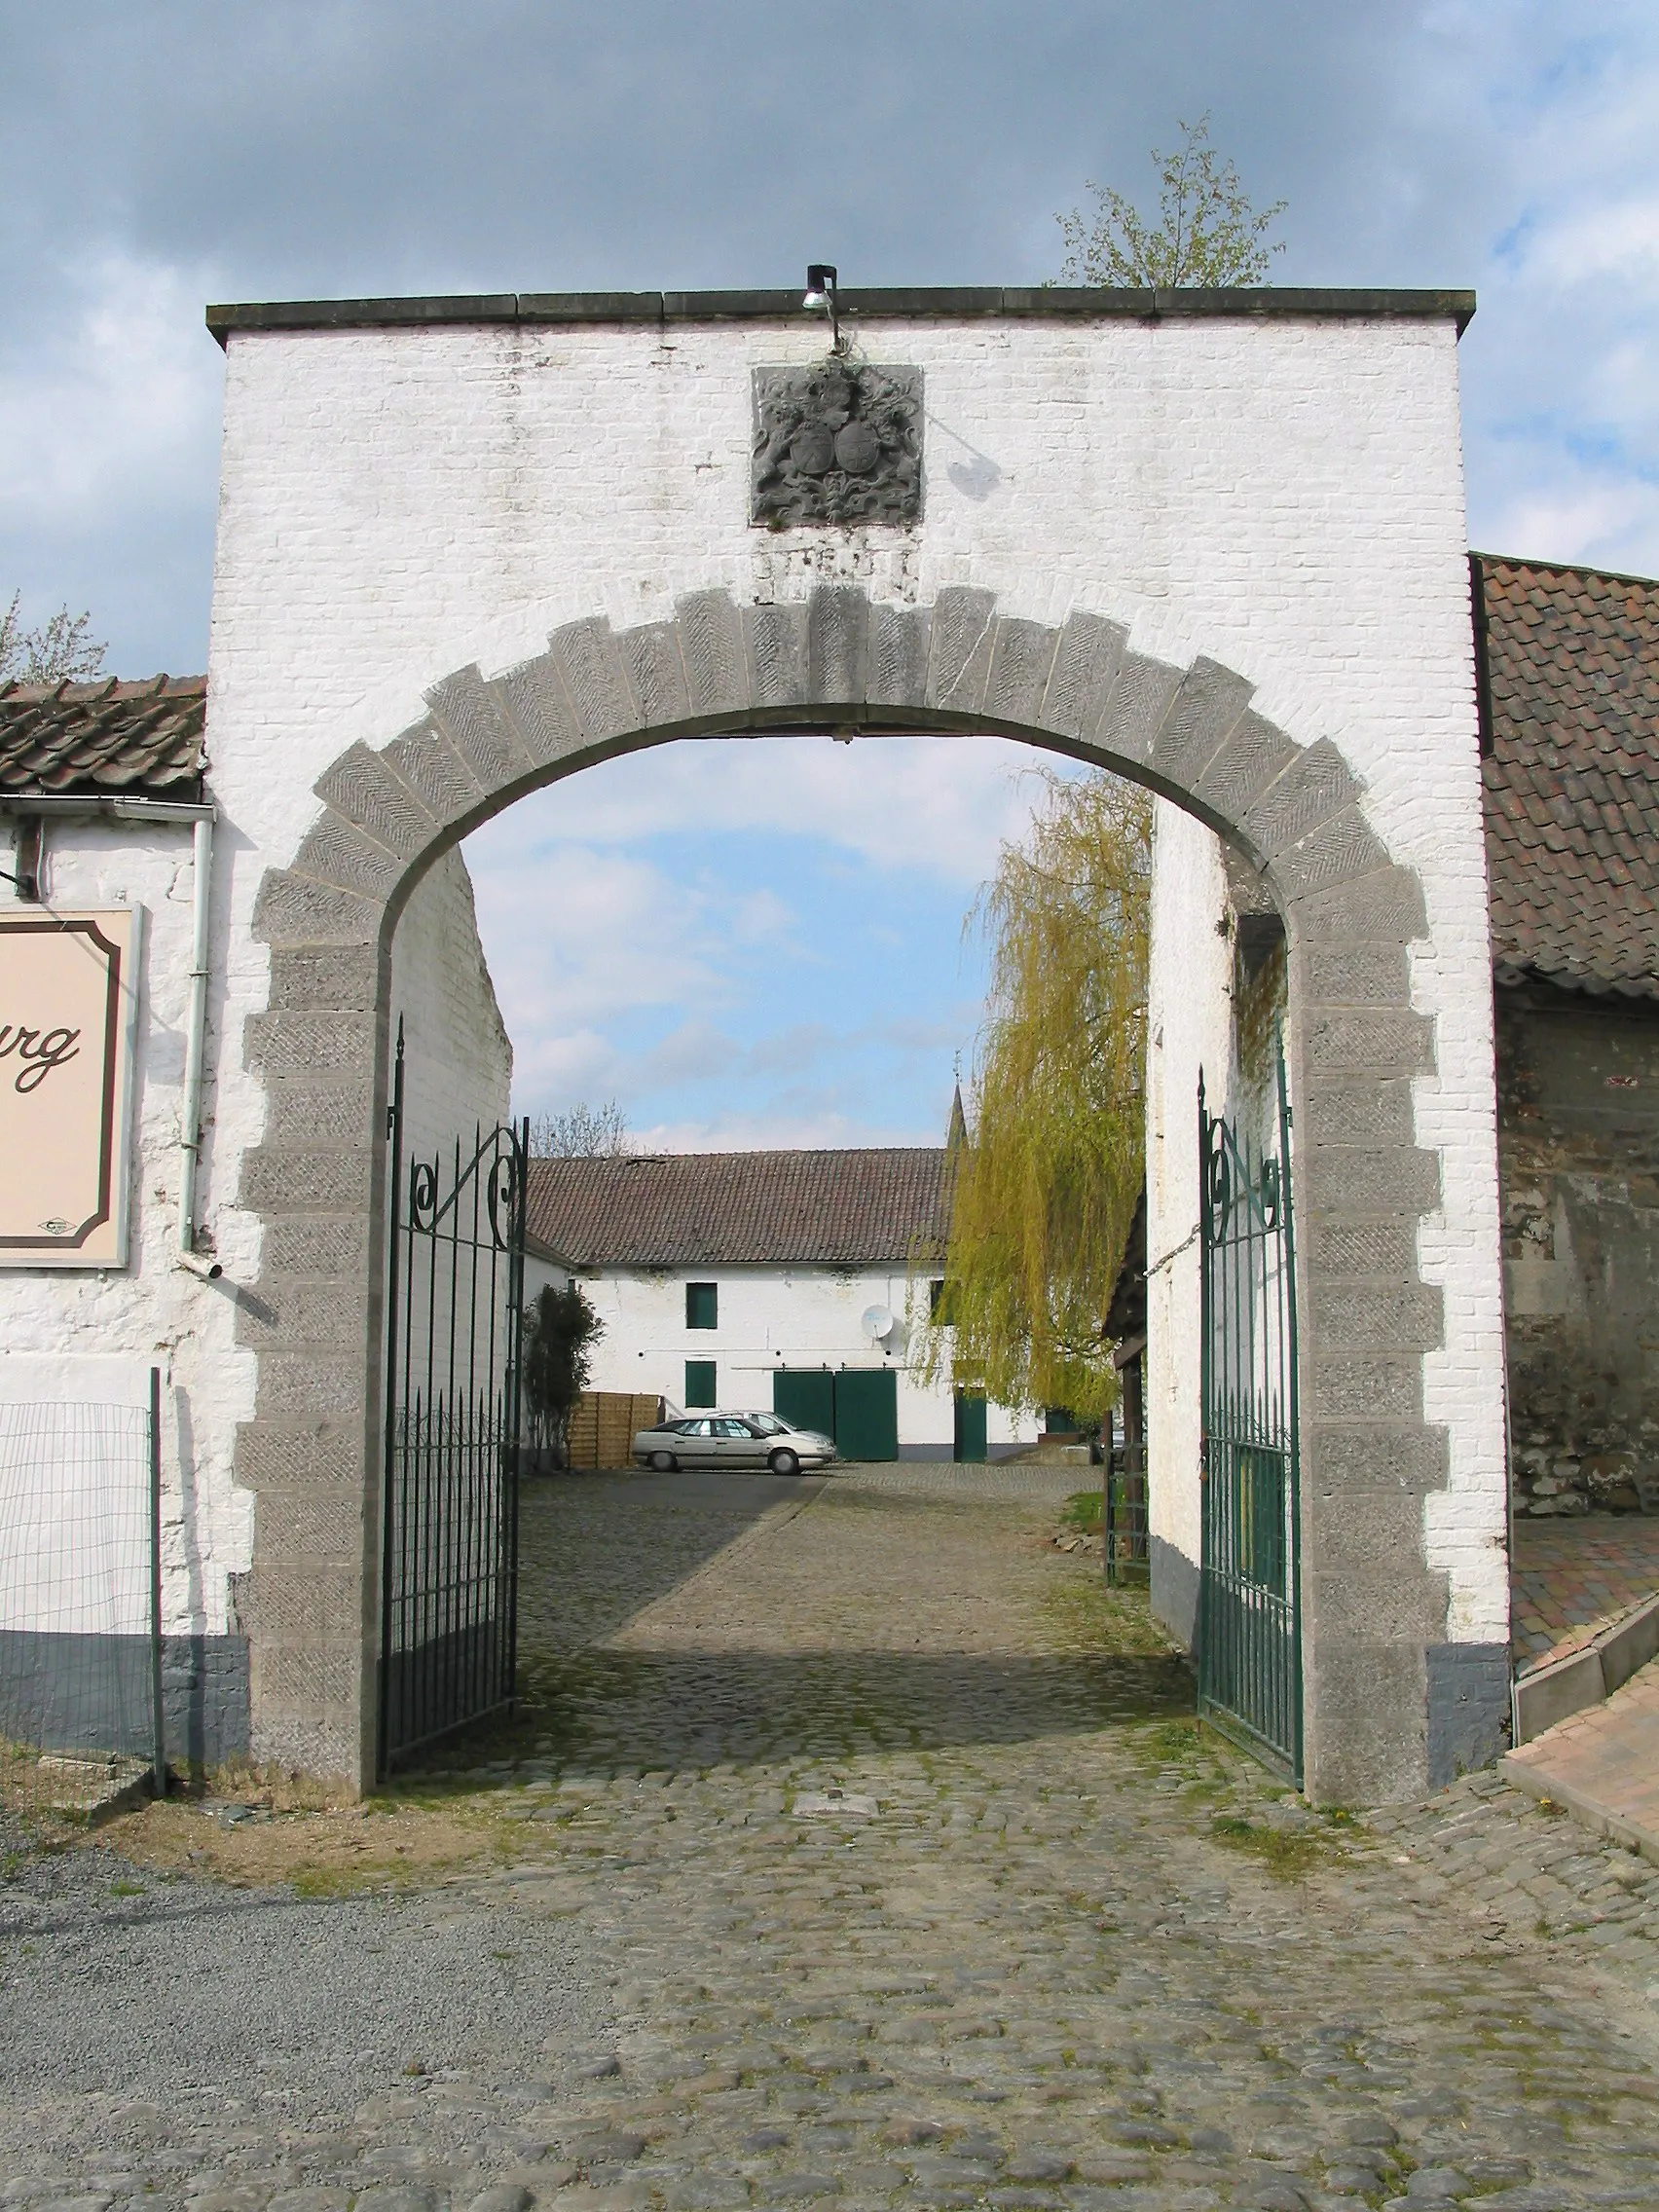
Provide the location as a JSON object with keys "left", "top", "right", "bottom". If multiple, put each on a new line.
{"left": 802, "top": 263, "right": 845, "bottom": 355}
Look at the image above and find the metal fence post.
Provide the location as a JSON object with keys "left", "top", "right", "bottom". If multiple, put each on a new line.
{"left": 149, "top": 1364, "right": 166, "bottom": 1795}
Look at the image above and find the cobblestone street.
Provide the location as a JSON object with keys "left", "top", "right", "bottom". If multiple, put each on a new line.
{"left": 7, "top": 1464, "right": 1659, "bottom": 2211}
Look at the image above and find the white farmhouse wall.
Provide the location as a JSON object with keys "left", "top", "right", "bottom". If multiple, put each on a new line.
{"left": 0, "top": 819, "right": 257, "bottom": 1653}
{"left": 1144, "top": 801, "right": 1236, "bottom": 1645}
{"left": 578, "top": 1263, "right": 1028, "bottom": 1456}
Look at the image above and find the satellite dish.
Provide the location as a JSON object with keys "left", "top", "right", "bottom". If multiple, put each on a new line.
{"left": 862, "top": 1304, "right": 897, "bottom": 1343}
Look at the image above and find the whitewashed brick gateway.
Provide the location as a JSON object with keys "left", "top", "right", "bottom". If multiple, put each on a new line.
{"left": 193, "top": 283, "right": 1506, "bottom": 1802}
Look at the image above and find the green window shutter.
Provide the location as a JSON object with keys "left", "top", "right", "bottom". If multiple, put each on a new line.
{"left": 684, "top": 1359, "right": 718, "bottom": 1408}
{"left": 686, "top": 1281, "right": 719, "bottom": 1330}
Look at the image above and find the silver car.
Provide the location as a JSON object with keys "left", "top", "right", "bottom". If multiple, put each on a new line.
{"left": 633, "top": 1411, "right": 837, "bottom": 1478}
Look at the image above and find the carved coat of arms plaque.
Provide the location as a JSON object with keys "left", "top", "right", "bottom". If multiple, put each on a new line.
{"left": 751, "top": 362, "right": 922, "bottom": 528}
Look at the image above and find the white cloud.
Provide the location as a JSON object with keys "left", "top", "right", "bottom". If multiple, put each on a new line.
{"left": 0, "top": 251, "right": 223, "bottom": 526}
{"left": 510, "top": 734, "right": 1059, "bottom": 888}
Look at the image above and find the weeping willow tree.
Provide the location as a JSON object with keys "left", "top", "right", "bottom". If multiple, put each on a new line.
{"left": 917, "top": 772, "right": 1152, "bottom": 1422}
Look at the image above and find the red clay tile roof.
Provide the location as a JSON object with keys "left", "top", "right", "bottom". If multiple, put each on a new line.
{"left": 526, "top": 1148, "right": 951, "bottom": 1268}
{"left": 0, "top": 675, "right": 207, "bottom": 799}
{"left": 1478, "top": 554, "right": 1659, "bottom": 1000}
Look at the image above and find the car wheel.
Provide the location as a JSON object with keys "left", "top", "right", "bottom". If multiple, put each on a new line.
{"left": 768, "top": 1448, "right": 801, "bottom": 1477}
{"left": 648, "top": 1450, "right": 678, "bottom": 1472}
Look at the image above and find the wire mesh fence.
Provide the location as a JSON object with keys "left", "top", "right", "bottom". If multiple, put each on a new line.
{"left": 0, "top": 1373, "right": 163, "bottom": 1817}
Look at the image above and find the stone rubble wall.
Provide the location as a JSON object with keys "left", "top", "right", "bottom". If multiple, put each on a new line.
{"left": 1498, "top": 981, "right": 1659, "bottom": 1516}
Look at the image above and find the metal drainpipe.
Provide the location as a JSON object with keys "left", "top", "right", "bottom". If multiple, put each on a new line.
{"left": 177, "top": 812, "right": 218, "bottom": 1271}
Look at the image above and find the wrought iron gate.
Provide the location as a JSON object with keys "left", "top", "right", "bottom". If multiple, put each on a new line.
{"left": 1198, "top": 1058, "right": 1303, "bottom": 1783}
{"left": 378, "top": 1026, "right": 528, "bottom": 1775}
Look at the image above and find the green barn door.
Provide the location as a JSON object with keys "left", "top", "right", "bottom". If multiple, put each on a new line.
{"left": 773, "top": 1368, "right": 835, "bottom": 1437}
{"left": 953, "top": 1391, "right": 988, "bottom": 1463}
{"left": 834, "top": 1369, "right": 899, "bottom": 1461}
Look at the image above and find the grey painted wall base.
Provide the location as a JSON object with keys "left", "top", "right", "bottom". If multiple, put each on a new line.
{"left": 1426, "top": 1642, "right": 1511, "bottom": 1788}
{"left": 0, "top": 1631, "right": 250, "bottom": 1773}
{"left": 1151, "top": 1533, "right": 1199, "bottom": 1653}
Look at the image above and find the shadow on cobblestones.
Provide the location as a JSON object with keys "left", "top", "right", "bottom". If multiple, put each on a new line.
{"left": 506, "top": 1647, "right": 1195, "bottom": 1779}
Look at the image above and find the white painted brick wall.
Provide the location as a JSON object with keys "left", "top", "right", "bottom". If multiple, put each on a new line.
{"left": 389, "top": 848, "right": 512, "bottom": 1158}
{"left": 198, "top": 305, "right": 1504, "bottom": 1641}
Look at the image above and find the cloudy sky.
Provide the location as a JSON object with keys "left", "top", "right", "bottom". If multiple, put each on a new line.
{"left": 4, "top": 3, "right": 1656, "bottom": 1146}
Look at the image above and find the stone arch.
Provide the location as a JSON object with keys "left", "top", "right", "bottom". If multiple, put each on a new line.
{"left": 238, "top": 580, "right": 1454, "bottom": 1803}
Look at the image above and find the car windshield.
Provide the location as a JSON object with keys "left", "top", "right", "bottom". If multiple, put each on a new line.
{"left": 746, "top": 1413, "right": 788, "bottom": 1435}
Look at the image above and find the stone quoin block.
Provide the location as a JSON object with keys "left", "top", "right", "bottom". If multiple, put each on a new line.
{"left": 867, "top": 603, "right": 932, "bottom": 711}
{"left": 1297, "top": 1073, "right": 1419, "bottom": 1149}
{"left": 549, "top": 616, "right": 639, "bottom": 744}
{"left": 252, "top": 1351, "right": 369, "bottom": 1419}
{"left": 259, "top": 1078, "right": 377, "bottom": 1148}
{"left": 238, "top": 1147, "right": 376, "bottom": 1215}
{"left": 618, "top": 620, "right": 691, "bottom": 730}
{"left": 1312, "top": 1280, "right": 1446, "bottom": 1355}
{"left": 1300, "top": 1215, "right": 1421, "bottom": 1284}
{"left": 242, "top": 1565, "right": 367, "bottom": 1639}
{"left": 380, "top": 725, "right": 485, "bottom": 829}
{"left": 1037, "top": 610, "right": 1127, "bottom": 744}
{"left": 806, "top": 585, "right": 869, "bottom": 706}
{"left": 259, "top": 1218, "right": 373, "bottom": 1279}
{"left": 982, "top": 617, "right": 1059, "bottom": 727}
{"left": 1148, "top": 657, "right": 1253, "bottom": 790}
{"left": 675, "top": 589, "right": 751, "bottom": 718}
{"left": 1304, "top": 1644, "right": 1430, "bottom": 1805}
{"left": 1307, "top": 1349, "right": 1425, "bottom": 1422}
{"left": 497, "top": 653, "right": 585, "bottom": 767}
{"left": 265, "top": 945, "right": 381, "bottom": 1012}
{"left": 425, "top": 665, "right": 535, "bottom": 789}
{"left": 743, "top": 602, "right": 810, "bottom": 710}
{"left": 291, "top": 811, "right": 404, "bottom": 902}
{"left": 1309, "top": 1567, "right": 1450, "bottom": 1646}
{"left": 926, "top": 587, "right": 997, "bottom": 713}
{"left": 232, "top": 1276, "right": 370, "bottom": 1349}
{"left": 1306, "top": 1008, "right": 1436, "bottom": 1077}
{"left": 233, "top": 1419, "right": 367, "bottom": 1492}
{"left": 1305, "top": 1420, "right": 1450, "bottom": 1496}
{"left": 314, "top": 742, "right": 438, "bottom": 860}
{"left": 1309, "top": 1488, "right": 1436, "bottom": 1569}
{"left": 1272, "top": 805, "right": 1390, "bottom": 902}
{"left": 1097, "top": 652, "right": 1183, "bottom": 767}
{"left": 244, "top": 1011, "right": 382, "bottom": 1080}
{"left": 1297, "top": 1144, "right": 1441, "bottom": 1218}
{"left": 1192, "top": 709, "right": 1300, "bottom": 830}
{"left": 1306, "top": 944, "right": 1413, "bottom": 1007}
{"left": 240, "top": 1490, "right": 362, "bottom": 1564}
{"left": 252, "top": 870, "right": 381, "bottom": 949}
{"left": 1242, "top": 736, "right": 1360, "bottom": 858}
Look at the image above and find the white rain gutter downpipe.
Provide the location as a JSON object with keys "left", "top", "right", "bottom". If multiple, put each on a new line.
{"left": 177, "top": 812, "right": 222, "bottom": 1276}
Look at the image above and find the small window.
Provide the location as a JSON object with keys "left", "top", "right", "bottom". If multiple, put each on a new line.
{"left": 929, "top": 1278, "right": 951, "bottom": 1321}
{"left": 686, "top": 1281, "right": 719, "bottom": 1331}
{"left": 684, "top": 1358, "right": 717, "bottom": 1408}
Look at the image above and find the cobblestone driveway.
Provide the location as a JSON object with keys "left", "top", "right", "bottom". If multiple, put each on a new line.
{"left": 7, "top": 1463, "right": 1659, "bottom": 2212}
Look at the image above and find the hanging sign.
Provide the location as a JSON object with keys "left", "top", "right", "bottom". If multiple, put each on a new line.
{"left": 0, "top": 909, "right": 142, "bottom": 1269}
